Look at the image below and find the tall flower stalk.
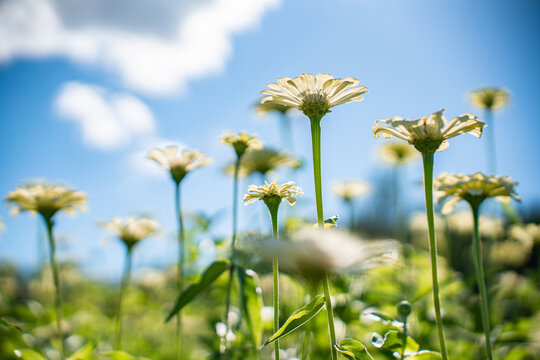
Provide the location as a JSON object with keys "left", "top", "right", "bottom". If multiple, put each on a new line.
{"left": 147, "top": 146, "right": 212, "bottom": 358}
{"left": 470, "top": 87, "right": 509, "bottom": 173}
{"left": 373, "top": 109, "right": 486, "bottom": 360}
{"left": 100, "top": 216, "right": 159, "bottom": 349}
{"left": 435, "top": 172, "right": 520, "bottom": 360}
{"left": 331, "top": 179, "right": 371, "bottom": 232}
{"left": 379, "top": 141, "right": 418, "bottom": 240}
{"left": 244, "top": 180, "right": 303, "bottom": 360}
{"left": 220, "top": 131, "right": 262, "bottom": 355}
{"left": 261, "top": 73, "right": 368, "bottom": 359}
{"left": 5, "top": 182, "right": 87, "bottom": 357}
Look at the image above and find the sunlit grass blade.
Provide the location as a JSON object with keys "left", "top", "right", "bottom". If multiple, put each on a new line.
{"left": 406, "top": 351, "right": 443, "bottom": 360}
{"left": 68, "top": 343, "right": 95, "bottom": 360}
{"left": 102, "top": 351, "right": 152, "bottom": 360}
{"left": 334, "top": 338, "right": 374, "bottom": 360}
{"left": 237, "top": 267, "right": 263, "bottom": 348}
{"left": 263, "top": 295, "right": 325, "bottom": 346}
{"left": 372, "top": 330, "right": 419, "bottom": 355}
{"left": 14, "top": 349, "right": 46, "bottom": 360}
{"left": 166, "top": 260, "right": 229, "bottom": 322}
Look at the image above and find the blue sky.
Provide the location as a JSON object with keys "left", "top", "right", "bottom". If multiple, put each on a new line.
{"left": 1, "top": 0, "right": 539, "bottom": 279}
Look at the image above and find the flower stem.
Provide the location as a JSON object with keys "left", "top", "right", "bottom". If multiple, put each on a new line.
{"left": 222, "top": 156, "right": 241, "bottom": 357}
{"left": 43, "top": 217, "right": 66, "bottom": 358}
{"left": 421, "top": 152, "right": 449, "bottom": 360}
{"left": 174, "top": 182, "right": 185, "bottom": 359}
{"left": 485, "top": 109, "right": 496, "bottom": 174}
{"left": 470, "top": 202, "right": 494, "bottom": 360}
{"left": 268, "top": 202, "right": 281, "bottom": 360}
{"left": 400, "top": 318, "right": 408, "bottom": 359}
{"left": 310, "top": 116, "right": 338, "bottom": 360}
{"left": 115, "top": 246, "right": 133, "bottom": 350}
{"left": 347, "top": 199, "right": 355, "bottom": 233}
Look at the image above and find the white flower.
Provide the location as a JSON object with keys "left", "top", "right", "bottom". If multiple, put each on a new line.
{"left": 373, "top": 109, "right": 485, "bottom": 153}
{"left": 243, "top": 180, "right": 303, "bottom": 206}
{"left": 100, "top": 216, "right": 160, "bottom": 249}
{"left": 331, "top": 180, "right": 371, "bottom": 202}
{"left": 220, "top": 131, "right": 263, "bottom": 157}
{"left": 434, "top": 172, "right": 520, "bottom": 214}
{"left": 470, "top": 87, "right": 510, "bottom": 111}
{"left": 147, "top": 146, "right": 212, "bottom": 184}
{"left": 5, "top": 182, "right": 87, "bottom": 220}
{"left": 261, "top": 73, "right": 367, "bottom": 120}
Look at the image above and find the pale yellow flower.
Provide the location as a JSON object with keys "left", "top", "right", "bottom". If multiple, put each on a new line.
{"left": 147, "top": 146, "right": 212, "bottom": 184}
{"left": 260, "top": 228, "right": 396, "bottom": 279}
{"left": 373, "top": 109, "right": 485, "bottom": 153}
{"left": 100, "top": 216, "right": 159, "bottom": 249}
{"left": 255, "top": 102, "right": 295, "bottom": 116}
{"left": 445, "top": 211, "right": 503, "bottom": 238}
{"left": 243, "top": 180, "right": 303, "bottom": 206}
{"left": 331, "top": 180, "right": 371, "bottom": 202}
{"left": 470, "top": 87, "right": 510, "bottom": 111}
{"left": 225, "top": 148, "right": 301, "bottom": 178}
{"left": 5, "top": 182, "right": 87, "bottom": 220}
{"left": 434, "top": 172, "right": 520, "bottom": 214}
{"left": 220, "top": 131, "right": 263, "bottom": 157}
{"left": 508, "top": 223, "right": 540, "bottom": 246}
{"left": 379, "top": 141, "right": 418, "bottom": 165}
{"left": 261, "top": 73, "right": 368, "bottom": 120}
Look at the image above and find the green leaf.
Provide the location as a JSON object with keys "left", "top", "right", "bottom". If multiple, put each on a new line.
{"left": 238, "top": 267, "right": 263, "bottom": 347}
{"left": 335, "top": 338, "right": 374, "bottom": 360}
{"left": 263, "top": 295, "right": 325, "bottom": 346}
{"left": 407, "top": 350, "right": 442, "bottom": 359}
{"left": 101, "top": 351, "right": 151, "bottom": 360}
{"left": 68, "top": 343, "right": 94, "bottom": 360}
{"left": 166, "top": 260, "right": 229, "bottom": 322}
{"left": 372, "top": 330, "right": 419, "bottom": 354}
{"left": 14, "top": 349, "right": 46, "bottom": 360}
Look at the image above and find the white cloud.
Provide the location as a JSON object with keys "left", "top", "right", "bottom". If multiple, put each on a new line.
{"left": 54, "top": 81, "right": 156, "bottom": 150}
{"left": 0, "top": 0, "right": 281, "bottom": 95}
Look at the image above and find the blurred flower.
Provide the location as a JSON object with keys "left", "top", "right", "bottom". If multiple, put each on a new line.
{"left": 509, "top": 223, "right": 540, "bottom": 245}
{"left": 409, "top": 211, "right": 446, "bottom": 250}
{"left": 470, "top": 87, "right": 510, "bottom": 111}
{"left": 434, "top": 172, "right": 520, "bottom": 214}
{"left": 379, "top": 141, "right": 418, "bottom": 165}
{"left": 373, "top": 109, "right": 485, "bottom": 153}
{"left": 147, "top": 146, "right": 212, "bottom": 184}
{"left": 100, "top": 216, "right": 159, "bottom": 249}
{"left": 220, "top": 131, "right": 263, "bottom": 157}
{"left": 224, "top": 148, "right": 301, "bottom": 178}
{"left": 491, "top": 240, "right": 533, "bottom": 268}
{"left": 258, "top": 229, "right": 396, "bottom": 282}
{"left": 331, "top": 179, "right": 371, "bottom": 202}
{"left": 5, "top": 182, "right": 87, "bottom": 220}
{"left": 255, "top": 102, "right": 296, "bottom": 116}
{"left": 445, "top": 211, "right": 504, "bottom": 238}
{"left": 243, "top": 180, "right": 303, "bottom": 206}
{"left": 261, "top": 73, "right": 367, "bottom": 119}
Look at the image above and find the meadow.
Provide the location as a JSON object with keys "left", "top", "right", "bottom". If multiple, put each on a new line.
{"left": 0, "top": 75, "right": 538, "bottom": 360}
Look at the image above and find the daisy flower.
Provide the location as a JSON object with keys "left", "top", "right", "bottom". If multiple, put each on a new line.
{"left": 147, "top": 146, "right": 212, "bottom": 184}
{"left": 373, "top": 109, "right": 485, "bottom": 153}
{"left": 261, "top": 73, "right": 367, "bottom": 120}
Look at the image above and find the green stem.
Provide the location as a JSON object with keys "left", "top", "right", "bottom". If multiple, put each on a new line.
{"left": 175, "top": 182, "right": 185, "bottom": 359}
{"left": 115, "top": 246, "right": 133, "bottom": 350}
{"left": 421, "top": 152, "right": 449, "bottom": 360}
{"left": 43, "top": 217, "right": 66, "bottom": 358}
{"left": 347, "top": 199, "right": 355, "bottom": 233}
{"left": 310, "top": 116, "right": 338, "bottom": 360}
{"left": 400, "top": 318, "right": 408, "bottom": 359}
{"left": 485, "top": 109, "right": 496, "bottom": 174}
{"left": 221, "top": 156, "right": 241, "bottom": 357}
{"left": 470, "top": 202, "right": 494, "bottom": 360}
{"left": 301, "top": 287, "right": 316, "bottom": 360}
{"left": 268, "top": 203, "right": 281, "bottom": 360}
